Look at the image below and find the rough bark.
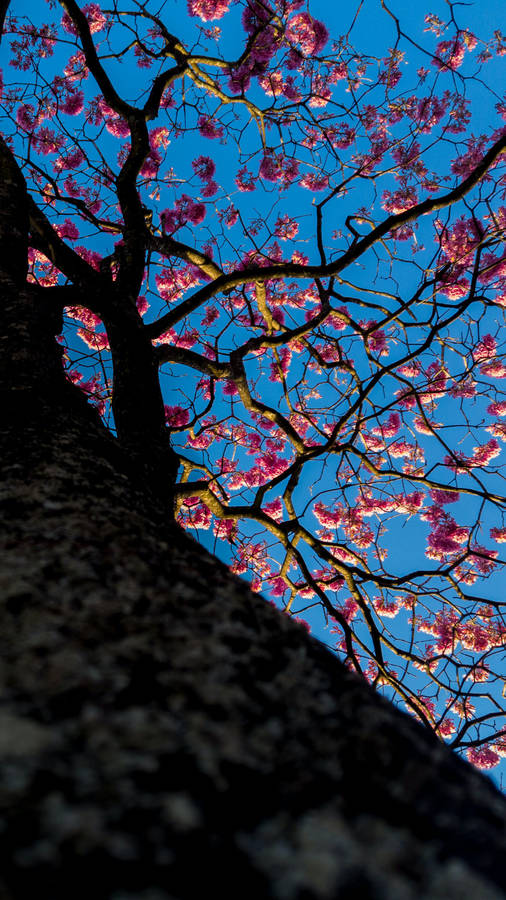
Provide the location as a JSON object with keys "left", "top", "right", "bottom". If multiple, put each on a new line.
{"left": 1, "top": 144, "right": 506, "bottom": 900}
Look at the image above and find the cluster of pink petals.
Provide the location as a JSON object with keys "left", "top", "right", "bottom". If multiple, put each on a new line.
{"left": 285, "top": 13, "right": 329, "bottom": 57}
{"left": 62, "top": 3, "right": 107, "bottom": 35}
{"left": 198, "top": 115, "right": 224, "bottom": 139}
{"left": 274, "top": 214, "right": 299, "bottom": 240}
{"left": 466, "top": 745, "right": 500, "bottom": 770}
{"left": 187, "top": 0, "right": 232, "bottom": 21}
{"left": 433, "top": 39, "right": 466, "bottom": 71}
{"left": 192, "top": 155, "right": 218, "bottom": 197}
{"left": 381, "top": 185, "right": 418, "bottom": 214}
{"left": 60, "top": 91, "right": 84, "bottom": 116}
{"left": 259, "top": 152, "right": 299, "bottom": 186}
{"left": 164, "top": 405, "right": 191, "bottom": 427}
{"left": 487, "top": 400, "right": 506, "bottom": 416}
{"left": 160, "top": 195, "right": 207, "bottom": 235}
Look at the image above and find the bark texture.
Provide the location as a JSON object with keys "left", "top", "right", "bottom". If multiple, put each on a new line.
{"left": 1, "top": 140, "right": 506, "bottom": 900}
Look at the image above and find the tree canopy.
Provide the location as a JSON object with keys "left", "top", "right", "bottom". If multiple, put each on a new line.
{"left": 2, "top": 0, "right": 506, "bottom": 773}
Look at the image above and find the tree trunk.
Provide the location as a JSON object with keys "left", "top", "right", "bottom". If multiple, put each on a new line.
{"left": 2, "top": 151, "right": 506, "bottom": 900}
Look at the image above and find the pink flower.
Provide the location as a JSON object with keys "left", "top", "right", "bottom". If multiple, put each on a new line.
{"left": 188, "top": 203, "right": 206, "bottom": 225}
{"left": 381, "top": 185, "right": 418, "bottom": 214}
{"left": 55, "top": 218, "right": 80, "bottom": 240}
{"left": 136, "top": 295, "right": 150, "bottom": 316}
{"left": 259, "top": 153, "right": 299, "bottom": 187}
{"left": 235, "top": 166, "right": 255, "bottom": 192}
{"left": 192, "top": 155, "right": 216, "bottom": 181}
{"left": 16, "top": 104, "right": 38, "bottom": 131}
{"left": 198, "top": 116, "right": 224, "bottom": 139}
{"left": 61, "top": 91, "right": 84, "bottom": 116}
{"left": 263, "top": 498, "right": 283, "bottom": 522}
{"left": 466, "top": 745, "right": 500, "bottom": 770}
{"left": 54, "top": 147, "right": 85, "bottom": 171}
{"left": 299, "top": 172, "right": 329, "bottom": 192}
{"left": 164, "top": 405, "right": 190, "bottom": 427}
{"left": 473, "top": 334, "right": 497, "bottom": 361}
{"left": 62, "top": 3, "right": 107, "bottom": 35}
{"left": 187, "top": 0, "right": 232, "bottom": 21}
{"left": 433, "top": 39, "right": 466, "bottom": 71}
{"left": 286, "top": 13, "right": 329, "bottom": 56}
{"left": 429, "top": 489, "right": 459, "bottom": 505}
{"left": 77, "top": 328, "right": 110, "bottom": 351}
{"left": 274, "top": 214, "right": 299, "bottom": 241}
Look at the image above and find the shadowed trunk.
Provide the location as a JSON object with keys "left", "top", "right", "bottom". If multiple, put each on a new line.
{"left": 2, "top": 140, "right": 506, "bottom": 900}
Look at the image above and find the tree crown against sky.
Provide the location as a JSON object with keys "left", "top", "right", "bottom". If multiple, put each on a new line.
{"left": 2, "top": 0, "right": 506, "bottom": 775}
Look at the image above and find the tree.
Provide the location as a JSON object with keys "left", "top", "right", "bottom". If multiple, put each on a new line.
{"left": 2, "top": 1, "right": 506, "bottom": 895}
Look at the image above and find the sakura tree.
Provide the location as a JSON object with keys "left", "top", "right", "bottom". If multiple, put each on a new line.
{"left": 3, "top": 0, "right": 506, "bottom": 773}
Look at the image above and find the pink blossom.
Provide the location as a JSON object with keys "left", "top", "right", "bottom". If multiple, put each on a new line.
{"left": 469, "top": 543, "right": 498, "bottom": 575}
{"left": 188, "top": 202, "right": 206, "bottom": 225}
{"left": 274, "top": 214, "right": 299, "bottom": 241}
{"left": 140, "top": 149, "right": 161, "bottom": 179}
{"left": 480, "top": 359, "right": 506, "bottom": 378}
{"left": 55, "top": 218, "right": 79, "bottom": 240}
{"left": 227, "top": 64, "right": 251, "bottom": 94}
{"left": 448, "top": 380, "right": 476, "bottom": 398}
{"left": 54, "top": 147, "right": 85, "bottom": 171}
{"left": 201, "top": 179, "right": 218, "bottom": 197}
{"left": 466, "top": 745, "right": 500, "bottom": 770}
{"left": 381, "top": 185, "right": 418, "bottom": 214}
{"left": 32, "top": 127, "right": 65, "bottom": 156}
{"left": 413, "top": 417, "right": 440, "bottom": 435}
{"left": 16, "top": 104, "right": 38, "bottom": 131}
{"left": 222, "top": 205, "right": 239, "bottom": 228}
{"left": 309, "top": 78, "right": 331, "bottom": 107}
{"left": 164, "top": 405, "right": 191, "bottom": 427}
{"left": 389, "top": 440, "right": 414, "bottom": 458}
{"left": 136, "top": 295, "right": 150, "bottom": 316}
{"left": 235, "top": 166, "right": 255, "bottom": 192}
{"left": 372, "top": 412, "right": 401, "bottom": 439}
{"left": 451, "top": 136, "right": 487, "bottom": 179}
{"left": 61, "top": 91, "right": 84, "bottom": 116}
{"left": 396, "top": 361, "right": 421, "bottom": 377}
{"left": 469, "top": 665, "right": 490, "bottom": 683}
{"left": 198, "top": 115, "right": 224, "bottom": 139}
{"left": 437, "top": 719, "right": 456, "bottom": 737}
{"left": 429, "top": 489, "right": 459, "bottom": 505}
{"left": 286, "top": 13, "right": 329, "bottom": 56}
{"left": 260, "top": 72, "right": 284, "bottom": 97}
{"left": 62, "top": 3, "right": 108, "bottom": 35}
{"left": 328, "top": 124, "right": 356, "bottom": 149}
{"left": 473, "top": 334, "right": 497, "bottom": 362}
{"left": 259, "top": 153, "right": 299, "bottom": 186}
{"left": 76, "top": 246, "right": 102, "bottom": 270}
{"left": 395, "top": 492, "right": 424, "bottom": 515}
{"left": 472, "top": 439, "right": 501, "bottom": 466}
{"left": 433, "top": 39, "right": 466, "bottom": 71}
{"left": 415, "top": 95, "right": 448, "bottom": 133}
{"left": 263, "top": 498, "right": 283, "bottom": 522}
{"left": 299, "top": 173, "right": 329, "bottom": 192}
{"left": 213, "top": 518, "right": 238, "bottom": 541}
{"left": 493, "top": 737, "right": 506, "bottom": 757}
{"left": 192, "top": 156, "right": 216, "bottom": 181}
{"left": 77, "top": 328, "right": 110, "bottom": 351}
{"left": 242, "top": 1, "right": 273, "bottom": 35}
{"left": 487, "top": 401, "right": 506, "bottom": 417}
{"left": 188, "top": 0, "right": 232, "bottom": 21}
{"left": 426, "top": 517, "right": 469, "bottom": 558}
{"left": 490, "top": 526, "right": 506, "bottom": 543}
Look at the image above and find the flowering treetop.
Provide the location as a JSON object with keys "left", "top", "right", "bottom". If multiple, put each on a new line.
{"left": 2, "top": 0, "right": 506, "bottom": 773}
